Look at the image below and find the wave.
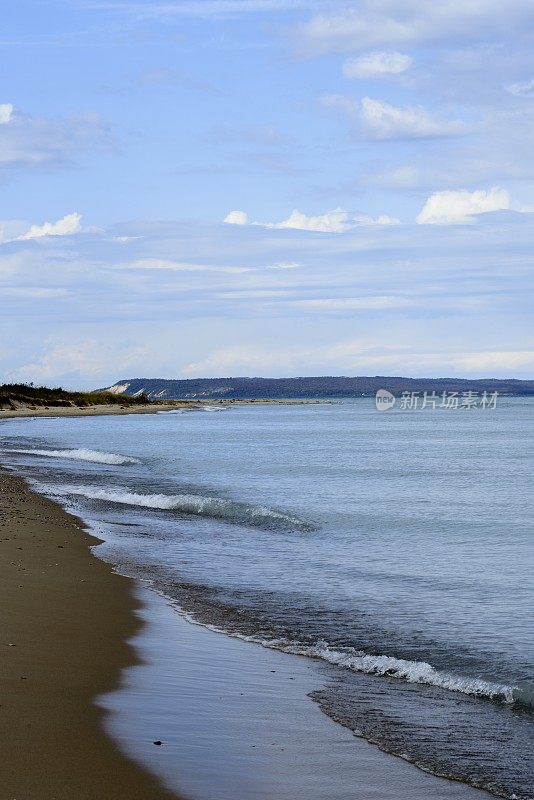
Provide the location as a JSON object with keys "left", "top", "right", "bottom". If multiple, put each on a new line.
{"left": 266, "top": 640, "right": 529, "bottom": 706}
{"left": 10, "top": 448, "right": 140, "bottom": 466}
{"left": 280, "top": 642, "right": 520, "bottom": 704}
{"left": 174, "top": 611, "right": 527, "bottom": 708}
{"left": 49, "top": 484, "right": 313, "bottom": 531}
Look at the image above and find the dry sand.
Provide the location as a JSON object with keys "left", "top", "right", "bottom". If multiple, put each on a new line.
{"left": 0, "top": 468, "right": 181, "bottom": 800}
{"left": 0, "top": 398, "right": 320, "bottom": 420}
{"left": 0, "top": 402, "right": 196, "bottom": 419}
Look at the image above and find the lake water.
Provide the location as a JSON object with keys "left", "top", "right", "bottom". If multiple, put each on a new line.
{"left": 1, "top": 398, "right": 532, "bottom": 799}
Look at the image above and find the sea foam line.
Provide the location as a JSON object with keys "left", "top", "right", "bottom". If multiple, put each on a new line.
{"left": 277, "top": 641, "right": 519, "bottom": 704}
{"left": 10, "top": 448, "right": 140, "bottom": 466}
{"left": 48, "top": 484, "right": 313, "bottom": 531}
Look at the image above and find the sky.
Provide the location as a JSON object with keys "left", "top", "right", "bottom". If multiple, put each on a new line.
{"left": 1, "top": 0, "right": 533, "bottom": 388}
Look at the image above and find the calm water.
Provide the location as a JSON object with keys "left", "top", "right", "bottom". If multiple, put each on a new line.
{"left": 1, "top": 399, "right": 533, "bottom": 799}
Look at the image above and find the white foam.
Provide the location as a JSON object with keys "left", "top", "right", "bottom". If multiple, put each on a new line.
{"left": 49, "top": 484, "right": 312, "bottom": 530}
{"left": 294, "top": 643, "right": 516, "bottom": 702}
{"left": 240, "top": 637, "right": 518, "bottom": 704}
{"left": 167, "top": 608, "right": 519, "bottom": 706}
{"left": 11, "top": 448, "right": 140, "bottom": 465}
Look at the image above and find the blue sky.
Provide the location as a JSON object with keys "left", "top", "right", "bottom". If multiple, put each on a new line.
{"left": 1, "top": 0, "right": 533, "bottom": 387}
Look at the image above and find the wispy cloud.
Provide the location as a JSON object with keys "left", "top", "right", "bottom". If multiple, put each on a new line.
{"left": 361, "top": 97, "right": 467, "bottom": 140}
{"left": 2, "top": 215, "right": 532, "bottom": 383}
{"left": 323, "top": 95, "right": 467, "bottom": 140}
{"left": 296, "top": 2, "right": 534, "bottom": 55}
{"left": 0, "top": 106, "right": 112, "bottom": 177}
{"left": 118, "top": 258, "right": 252, "bottom": 273}
{"left": 7, "top": 337, "right": 151, "bottom": 384}
{"left": 343, "top": 51, "right": 412, "bottom": 79}
{"left": 506, "top": 78, "right": 534, "bottom": 98}
{"left": 291, "top": 296, "right": 414, "bottom": 310}
{"left": 85, "top": 0, "right": 326, "bottom": 18}
{"left": 182, "top": 341, "right": 534, "bottom": 379}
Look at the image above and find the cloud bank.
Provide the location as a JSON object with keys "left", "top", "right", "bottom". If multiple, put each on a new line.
{"left": 224, "top": 207, "right": 399, "bottom": 232}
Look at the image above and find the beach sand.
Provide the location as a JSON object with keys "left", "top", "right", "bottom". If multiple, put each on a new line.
{"left": 0, "top": 468, "right": 180, "bottom": 800}
{"left": 0, "top": 398, "right": 319, "bottom": 420}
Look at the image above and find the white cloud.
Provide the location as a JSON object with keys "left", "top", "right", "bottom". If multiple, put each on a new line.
{"left": 297, "top": 3, "right": 534, "bottom": 55}
{"left": 320, "top": 93, "right": 359, "bottom": 116}
{"left": 224, "top": 207, "right": 399, "bottom": 232}
{"left": 0, "top": 104, "right": 13, "bottom": 124}
{"left": 120, "top": 258, "right": 252, "bottom": 273}
{"left": 182, "top": 342, "right": 534, "bottom": 379}
{"left": 7, "top": 337, "right": 151, "bottom": 384}
{"left": 344, "top": 51, "right": 412, "bottom": 79}
{"left": 0, "top": 109, "right": 111, "bottom": 175}
{"left": 355, "top": 213, "right": 400, "bottom": 226}
{"left": 16, "top": 212, "right": 82, "bottom": 241}
{"left": 224, "top": 210, "right": 249, "bottom": 225}
{"left": 266, "top": 208, "right": 353, "bottom": 232}
{"left": 360, "top": 97, "right": 466, "bottom": 140}
{"left": 506, "top": 79, "right": 534, "bottom": 98}
{"left": 2, "top": 287, "right": 71, "bottom": 299}
{"left": 0, "top": 252, "right": 27, "bottom": 276}
{"left": 416, "top": 187, "right": 511, "bottom": 224}
{"left": 267, "top": 261, "right": 301, "bottom": 269}
{"left": 292, "top": 296, "right": 413, "bottom": 310}
{"left": 449, "top": 350, "right": 534, "bottom": 371}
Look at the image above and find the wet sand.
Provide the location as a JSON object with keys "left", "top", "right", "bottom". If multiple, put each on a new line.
{"left": 0, "top": 467, "right": 181, "bottom": 800}
{"left": 101, "top": 588, "right": 493, "bottom": 800}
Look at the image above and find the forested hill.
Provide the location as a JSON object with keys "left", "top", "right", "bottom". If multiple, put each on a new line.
{"left": 103, "top": 376, "right": 534, "bottom": 400}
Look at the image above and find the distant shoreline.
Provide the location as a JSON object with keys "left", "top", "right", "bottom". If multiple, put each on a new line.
{"left": 103, "top": 375, "right": 534, "bottom": 402}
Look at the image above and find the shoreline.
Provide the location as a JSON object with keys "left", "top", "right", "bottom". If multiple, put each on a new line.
{"left": 0, "top": 461, "right": 498, "bottom": 800}
{"left": 100, "top": 588, "right": 493, "bottom": 800}
{"left": 0, "top": 398, "right": 327, "bottom": 420}
{"left": 0, "top": 467, "right": 182, "bottom": 800}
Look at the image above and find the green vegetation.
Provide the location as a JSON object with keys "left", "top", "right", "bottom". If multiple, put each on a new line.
{"left": 0, "top": 383, "right": 150, "bottom": 409}
{"left": 107, "top": 375, "right": 534, "bottom": 400}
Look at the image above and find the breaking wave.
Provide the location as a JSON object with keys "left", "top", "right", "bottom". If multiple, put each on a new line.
{"left": 277, "top": 641, "right": 521, "bottom": 704}
{"left": 50, "top": 484, "right": 313, "bottom": 531}
{"left": 177, "top": 612, "right": 527, "bottom": 708}
{"left": 10, "top": 448, "right": 140, "bottom": 465}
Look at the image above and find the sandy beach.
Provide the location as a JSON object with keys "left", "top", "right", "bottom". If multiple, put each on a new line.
{"left": 0, "top": 467, "right": 180, "bottom": 800}
{"left": 0, "top": 402, "right": 193, "bottom": 419}
{"left": 0, "top": 398, "right": 320, "bottom": 420}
